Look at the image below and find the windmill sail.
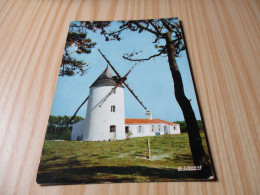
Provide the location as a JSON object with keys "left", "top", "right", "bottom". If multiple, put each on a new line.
{"left": 98, "top": 49, "right": 147, "bottom": 110}
{"left": 56, "top": 96, "right": 89, "bottom": 138}
{"left": 123, "top": 82, "right": 147, "bottom": 110}
{"left": 99, "top": 63, "right": 137, "bottom": 107}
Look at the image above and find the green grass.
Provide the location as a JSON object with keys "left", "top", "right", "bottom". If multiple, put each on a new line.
{"left": 37, "top": 132, "right": 211, "bottom": 184}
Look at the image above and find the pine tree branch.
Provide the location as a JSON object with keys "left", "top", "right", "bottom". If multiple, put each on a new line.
{"left": 149, "top": 21, "right": 164, "bottom": 37}
{"left": 123, "top": 48, "right": 166, "bottom": 62}
{"left": 160, "top": 19, "right": 173, "bottom": 32}
{"left": 132, "top": 21, "right": 160, "bottom": 36}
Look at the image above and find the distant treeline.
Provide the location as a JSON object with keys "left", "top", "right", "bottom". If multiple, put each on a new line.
{"left": 174, "top": 120, "right": 203, "bottom": 133}
{"left": 46, "top": 115, "right": 84, "bottom": 140}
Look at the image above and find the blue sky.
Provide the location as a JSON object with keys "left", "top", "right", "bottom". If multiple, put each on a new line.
{"left": 50, "top": 20, "right": 202, "bottom": 122}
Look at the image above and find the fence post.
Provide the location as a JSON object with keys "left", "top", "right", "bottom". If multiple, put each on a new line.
{"left": 147, "top": 138, "right": 151, "bottom": 159}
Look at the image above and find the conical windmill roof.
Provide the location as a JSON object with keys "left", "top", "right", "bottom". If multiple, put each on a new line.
{"left": 90, "top": 67, "right": 123, "bottom": 88}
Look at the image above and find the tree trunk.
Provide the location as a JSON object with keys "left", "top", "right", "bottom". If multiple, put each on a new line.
{"left": 165, "top": 33, "right": 212, "bottom": 177}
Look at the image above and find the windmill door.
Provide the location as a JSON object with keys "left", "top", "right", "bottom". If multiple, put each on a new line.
{"left": 110, "top": 125, "right": 116, "bottom": 139}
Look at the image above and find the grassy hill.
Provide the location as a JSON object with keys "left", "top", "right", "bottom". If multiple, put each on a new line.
{"left": 37, "top": 132, "right": 210, "bottom": 184}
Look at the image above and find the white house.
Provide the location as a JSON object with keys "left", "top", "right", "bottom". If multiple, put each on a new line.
{"left": 125, "top": 110, "right": 180, "bottom": 138}
{"left": 71, "top": 67, "right": 181, "bottom": 141}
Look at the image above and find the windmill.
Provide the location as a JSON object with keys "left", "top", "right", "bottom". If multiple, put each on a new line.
{"left": 57, "top": 49, "right": 147, "bottom": 140}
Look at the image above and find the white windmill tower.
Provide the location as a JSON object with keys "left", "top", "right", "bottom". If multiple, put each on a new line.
{"left": 83, "top": 67, "right": 125, "bottom": 141}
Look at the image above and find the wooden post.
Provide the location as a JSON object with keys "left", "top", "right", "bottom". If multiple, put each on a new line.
{"left": 147, "top": 138, "right": 151, "bottom": 159}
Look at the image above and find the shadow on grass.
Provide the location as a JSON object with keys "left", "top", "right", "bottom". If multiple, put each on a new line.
{"left": 37, "top": 164, "right": 211, "bottom": 185}
{"left": 173, "top": 154, "right": 193, "bottom": 163}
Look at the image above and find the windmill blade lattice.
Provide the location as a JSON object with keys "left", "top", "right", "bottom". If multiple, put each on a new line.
{"left": 98, "top": 49, "right": 147, "bottom": 110}
{"left": 99, "top": 63, "right": 136, "bottom": 107}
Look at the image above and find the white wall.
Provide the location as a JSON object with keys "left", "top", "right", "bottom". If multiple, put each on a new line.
{"left": 126, "top": 123, "right": 181, "bottom": 138}
{"left": 126, "top": 124, "right": 155, "bottom": 137}
{"left": 71, "top": 120, "right": 85, "bottom": 140}
{"left": 83, "top": 86, "right": 125, "bottom": 141}
{"left": 169, "top": 124, "right": 181, "bottom": 134}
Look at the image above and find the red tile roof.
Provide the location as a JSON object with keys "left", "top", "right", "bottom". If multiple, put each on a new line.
{"left": 125, "top": 119, "right": 177, "bottom": 125}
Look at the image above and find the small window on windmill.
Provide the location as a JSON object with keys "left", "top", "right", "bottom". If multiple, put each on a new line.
{"left": 173, "top": 126, "right": 176, "bottom": 130}
{"left": 110, "top": 125, "right": 116, "bottom": 132}
{"left": 111, "top": 105, "right": 116, "bottom": 112}
{"left": 158, "top": 125, "right": 161, "bottom": 131}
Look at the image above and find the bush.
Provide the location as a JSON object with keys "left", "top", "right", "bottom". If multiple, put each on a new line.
{"left": 174, "top": 120, "right": 203, "bottom": 132}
